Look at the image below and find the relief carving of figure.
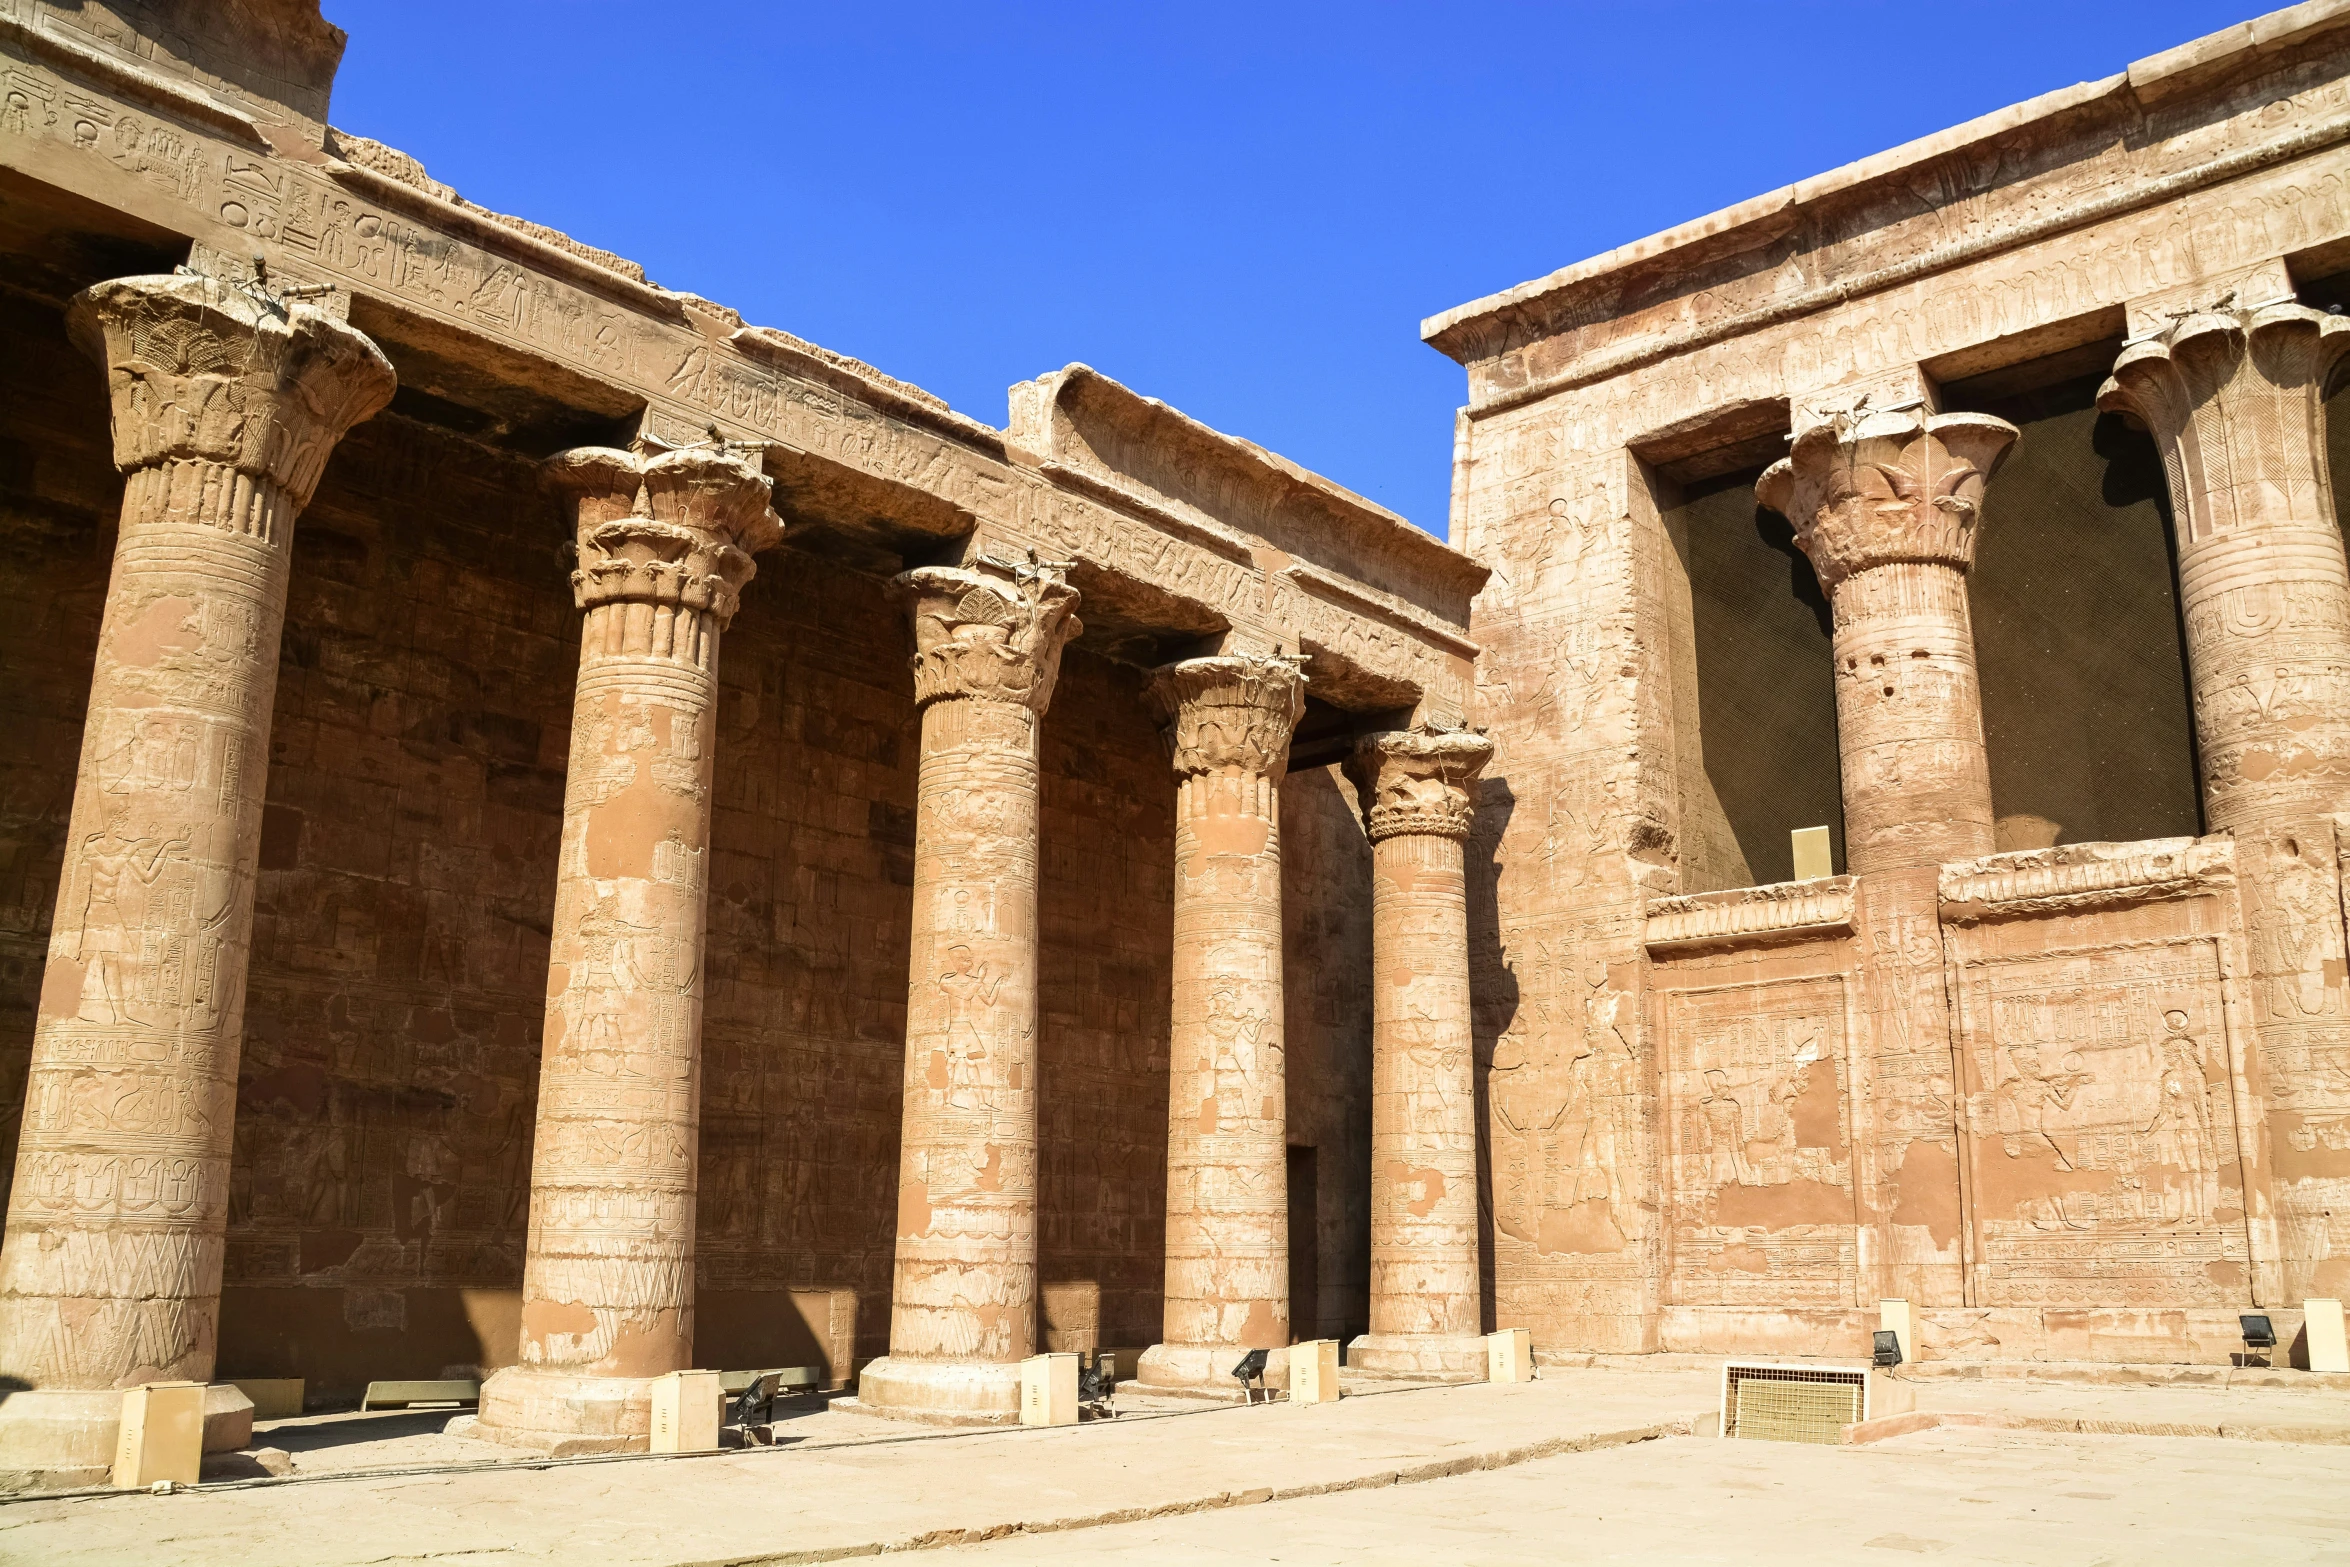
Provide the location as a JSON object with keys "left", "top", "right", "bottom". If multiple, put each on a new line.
{"left": 937, "top": 943, "right": 1007, "bottom": 1110}
{"left": 1699, "top": 1068, "right": 1751, "bottom": 1187}
{"left": 1993, "top": 1043, "right": 2091, "bottom": 1168}
{"left": 71, "top": 817, "right": 191, "bottom": 1025}
{"left": 2147, "top": 1010, "right": 2220, "bottom": 1225}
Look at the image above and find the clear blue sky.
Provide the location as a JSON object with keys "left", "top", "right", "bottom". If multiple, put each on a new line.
{"left": 326, "top": 1, "right": 2256, "bottom": 536}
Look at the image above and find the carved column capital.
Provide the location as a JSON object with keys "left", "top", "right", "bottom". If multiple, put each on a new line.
{"left": 548, "top": 444, "right": 782, "bottom": 628}
{"left": 1756, "top": 409, "right": 2018, "bottom": 591}
{"left": 898, "top": 558, "right": 1084, "bottom": 712}
{"left": 1148, "top": 655, "right": 1306, "bottom": 781}
{"left": 2098, "top": 302, "right": 2350, "bottom": 543}
{"left": 1348, "top": 726, "right": 1493, "bottom": 842}
{"left": 67, "top": 271, "right": 395, "bottom": 525}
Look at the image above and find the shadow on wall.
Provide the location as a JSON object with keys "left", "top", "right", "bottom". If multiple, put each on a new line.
{"left": 1467, "top": 778, "right": 1518, "bottom": 1335}
{"left": 1679, "top": 471, "right": 1845, "bottom": 887}
{"left": 1957, "top": 368, "right": 2201, "bottom": 849}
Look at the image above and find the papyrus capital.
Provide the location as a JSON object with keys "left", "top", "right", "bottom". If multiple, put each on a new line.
{"left": 1349, "top": 726, "right": 1493, "bottom": 842}
{"left": 1149, "top": 655, "right": 1306, "bottom": 781}
{"left": 1758, "top": 409, "right": 2017, "bottom": 590}
{"left": 67, "top": 270, "right": 395, "bottom": 513}
{"left": 898, "top": 557, "right": 1084, "bottom": 712}
{"left": 547, "top": 444, "right": 782, "bottom": 628}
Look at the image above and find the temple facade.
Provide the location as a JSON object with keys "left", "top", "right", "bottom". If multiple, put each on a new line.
{"left": 1432, "top": 3, "right": 2350, "bottom": 1365}
{"left": 0, "top": 0, "right": 2346, "bottom": 1493}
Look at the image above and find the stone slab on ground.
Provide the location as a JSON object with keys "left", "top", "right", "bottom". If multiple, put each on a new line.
{"left": 0, "top": 1371, "right": 1717, "bottom": 1566}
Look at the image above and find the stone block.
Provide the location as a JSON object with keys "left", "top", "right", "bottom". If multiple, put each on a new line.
{"left": 1290, "top": 1339, "right": 1341, "bottom": 1405}
{"left": 112, "top": 1383, "right": 204, "bottom": 1489}
{"left": 648, "top": 1371, "right": 722, "bottom": 1455}
{"left": 1790, "top": 826, "right": 1833, "bottom": 881}
{"left": 1879, "top": 1300, "right": 1918, "bottom": 1367}
{"left": 2307, "top": 1299, "right": 2349, "bottom": 1374}
{"left": 1021, "top": 1353, "right": 1078, "bottom": 1427}
{"left": 229, "top": 1379, "right": 305, "bottom": 1420}
{"left": 1486, "top": 1329, "right": 1534, "bottom": 1383}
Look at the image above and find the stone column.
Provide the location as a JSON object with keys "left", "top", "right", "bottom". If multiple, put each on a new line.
{"left": 1137, "top": 655, "right": 1305, "bottom": 1393}
{"left": 1757, "top": 408, "right": 2018, "bottom": 876}
{"left": 475, "top": 442, "right": 781, "bottom": 1453}
{"left": 2099, "top": 297, "right": 2350, "bottom": 834}
{"left": 1346, "top": 726, "right": 1493, "bottom": 1380}
{"left": 0, "top": 272, "right": 392, "bottom": 1484}
{"left": 858, "top": 558, "right": 1081, "bottom": 1424}
{"left": 2101, "top": 293, "right": 2350, "bottom": 1302}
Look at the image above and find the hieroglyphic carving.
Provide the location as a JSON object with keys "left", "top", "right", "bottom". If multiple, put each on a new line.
{"left": 475, "top": 441, "right": 780, "bottom": 1452}
{"left": 1138, "top": 656, "right": 1304, "bottom": 1389}
{"left": 1658, "top": 976, "right": 1859, "bottom": 1308}
{"left": 858, "top": 560, "right": 1081, "bottom": 1423}
{"left": 1947, "top": 940, "right": 2256, "bottom": 1307}
{"left": 1462, "top": 445, "right": 1672, "bottom": 1352}
{"left": 1346, "top": 727, "right": 1493, "bottom": 1377}
{"left": 1759, "top": 407, "right": 2017, "bottom": 876}
{"left": 0, "top": 270, "right": 390, "bottom": 1477}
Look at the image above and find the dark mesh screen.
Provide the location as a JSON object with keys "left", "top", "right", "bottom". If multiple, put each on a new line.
{"left": 1962, "top": 372, "right": 2202, "bottom": 848}
{"left": 1672, "top": 470, "right": 1844, "bottom": 885}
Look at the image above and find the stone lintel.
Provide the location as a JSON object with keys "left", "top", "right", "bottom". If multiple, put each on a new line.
{"left": 1644, "top": 877, "right": 1859, "bottom": 953}
{"left": 1937, "top": 837, "right": 2237, "bottom": 923}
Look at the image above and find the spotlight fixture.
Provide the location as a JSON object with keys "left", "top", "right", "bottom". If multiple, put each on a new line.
{"left": 1871, "top": 1330, "right": 1903, "bottom": 1369}
{"left": 1232, "top": 1348, "right": 1271, "bottom": 1405}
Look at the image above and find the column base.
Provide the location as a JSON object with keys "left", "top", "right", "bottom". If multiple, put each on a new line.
{"left": 853, "top": 1355, "right": 1021, "bottom": 1425}
{"left": 0, "top": 1384, "right": 253, "bottom": 1491}
{"left": 1347, "top": 1333, "right": 1488, "bottom": 1382}
{"left": 471, "top": 1367, "right": 654, "bottom": 1456}
{"left": 1136, "top": 1342, "right": 1290, "bottom": 1395}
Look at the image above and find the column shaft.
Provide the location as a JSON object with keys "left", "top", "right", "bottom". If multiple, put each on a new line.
{"left": 0, "top": 273, "right": 391, "bottom": 1484}
{"left": 1348, "top": 727, "right": 1491, "bottom": 1380}
{"left": 1759, "top": 408, "right": 2017, "bottom": 877}
{"left": 1139, "top": 656, "right": 1302, "bottom": 1392}
{"left": 476, "top": 444, "right": 779, "bottom": 1452}
{"left": 859, "top": 560, "right": 1079, "bottom": 1424}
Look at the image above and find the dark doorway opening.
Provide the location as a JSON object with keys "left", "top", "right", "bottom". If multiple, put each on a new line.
{"left": 1287, "top": 1146, "right": 1319, "bottom": 1340}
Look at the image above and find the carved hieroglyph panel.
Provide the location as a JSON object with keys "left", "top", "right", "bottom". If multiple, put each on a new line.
{"left": 1659, "top": 976, "right": 1858, "bottom": 1307}
{"left": 1951, "top": 942, "right": 2253, "bottom": 1307}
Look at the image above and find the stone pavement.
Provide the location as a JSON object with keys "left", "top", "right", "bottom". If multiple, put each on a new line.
{"left": 0, "top": 1367, "right": 2343, "bottom": 1565}
{"left": 935, "top": 1427, "right": 2350, "bottom": 1565}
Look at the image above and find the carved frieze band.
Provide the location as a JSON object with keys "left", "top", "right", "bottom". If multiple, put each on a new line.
{"left": 1938, "top": 837, "right": 2236, "bottom": 923}
{"left": 1148, "top": 655, "right": 1306, "bottom": 781}
{"left": 1348, "top": 726, "right": 1492, "bottom": 843}
{"left": 1644, "top": 876, "right": 1858, "bottom": 953}
{"left": 898, "top": 558, "right": 1083, "bottom": 712}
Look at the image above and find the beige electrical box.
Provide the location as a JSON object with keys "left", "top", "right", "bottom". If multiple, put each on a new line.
{"left": 1290, "top": 1339, "right": 1341, "bottom": 1404}
{"left": 648, "top": 1369, "right": 722, "bottom": 1454}
{"left": 2307, "top": 1298, "right": 2349, "bottom": 1373}
{"left": 113, "top": 1381, "right": 205, "bottom": 1488}
{"left": 1878, "top": 1299, "right": 1918, "bottom": 1367}
{"left": 1020, "top": 1352, "right": 1078, "bottom": 1427}
{"left": 229, "top": 1378, "right": 304, "bottom": 1420}
{"left": 1486, "top": 1328, "right": 1534, "bottom": 1383}
{"left": 1790, "top": 826, "right": 1833, "bottom": 882}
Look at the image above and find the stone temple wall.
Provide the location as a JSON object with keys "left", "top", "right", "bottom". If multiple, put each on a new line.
{"left": 0, "top": 277, "right": 1379, "bottom": 1396}
{"left": 1438, "top": 8, "right": 2350, "bottom": 1363}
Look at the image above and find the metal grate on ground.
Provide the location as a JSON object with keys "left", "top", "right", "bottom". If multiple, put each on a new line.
{"left": 1724, "top": 1364, "right": 1864, "bottom": 1446}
